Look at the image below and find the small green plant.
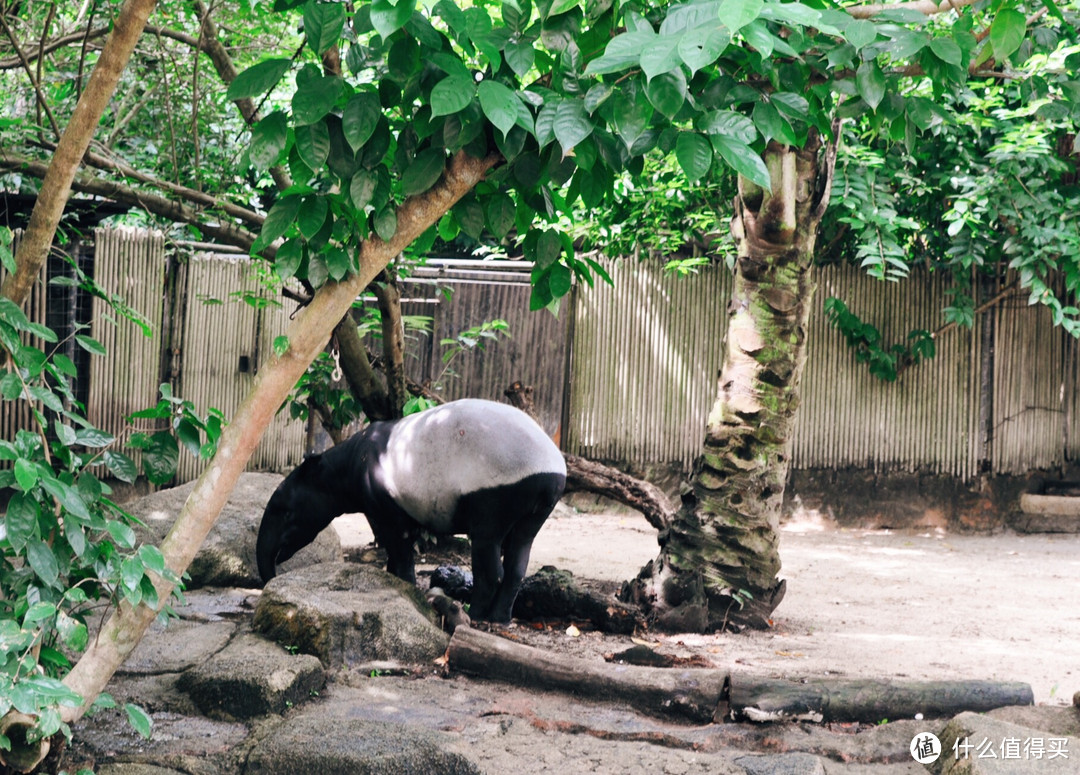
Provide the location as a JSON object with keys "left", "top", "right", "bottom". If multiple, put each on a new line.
{"left": 432, "top": 319, "right": 511, "bottom": 392}
{"left": 824, "top": 297, "right": 935, "bottom": 382}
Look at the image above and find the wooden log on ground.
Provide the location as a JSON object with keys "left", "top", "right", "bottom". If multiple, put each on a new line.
{"left": 448, "top": 626, "right": 728, "bottom": 723}
{"left": 728, "top": 675, "right": 1034, "bottom": 724}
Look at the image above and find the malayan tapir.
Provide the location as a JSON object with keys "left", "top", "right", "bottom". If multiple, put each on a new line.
{"left": 256, "top": 398, "right": 566, "bottom": 622}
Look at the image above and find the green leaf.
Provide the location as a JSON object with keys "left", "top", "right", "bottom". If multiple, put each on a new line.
{"left": 304, "top": 0, "right": 346, "bottom": 55}
{"left": 249, "top": 112, "right": 289, "bottom": 171}
{"left": 295, "top": 119, "right": 331, "bottom": 171}
{"left": 74, "top": 334, "right": 107, "bottom": 356}
{"left": 989, "top": 9, "right": 1026, "bottom": 62}
{"left": 370, "top": 0, "right": 416, "bottom": 39}
{"left": 484, "top": 194, "right": 516, "bottom": 240}
{"left": 612, "top": 89, "right": 652, "bottom": 150}
{"left": 640, "top": 34, "right": 683, "bottom": 80}
{"left": 478, "top": 81, "right": 520, "bottom": 137}
{"left": 23, "top": 602, "right": 56, "bottom": 624}
{"left": 438, "top": 212, "right": 459, "bottom": 241}
{"left": 40, "top": 476, "right": 91, "bottom": 521}
{"left": 856, "top": 60, "right": 886, "bottom": 110}
{"left": 342, "top": 92, "right": 381, "bottom": 152}
{"left": 553, "top": 100, "right": 592, "bottom": 152}
{"left": 929, "top": 36, "right": 962, "bottom": 66}
{"left": 430, "top": 75, "right": 476, "bottom": 117}
{"left": 74, "top": 427, "right": 114, "bottom": 447}
{"left": 26, "top": 540, "right": 60, "bottom": 588}
{"left": 5, "top": 493, "right": 37, "bottom": 552}
{"left": 698, "top": 109, "right": 756, "bottom": 144}
{"left": 455, "top": 198, "right": 485, "bottom": 239}
{"left": 717, "top": 0, "right": 763, "bottom": 32}
{"left": 292, "top": 75, "right": 342, "bottom": 125}
{"left": 549, "top": 263, "right": 572, "bottom": 298}
{"left": 297, "top": 195, "right": 329, "bottom": 239}
{"left": 1, "top": 371, "right": 21, "bottom": 399}
{"left": 106, "top": 520, "right": 137, "bottom": 549}
{"left": 56, "top": 612, "right": 88, "bottom": 651}
{"left": 646, "top": 70, "right": 687, "bottom": 120}
{"left": 844, "top": 19, "right": 877, "bottom": 50}
{"left": 13, "top": 458, "right": 37, "bottom": 492}
{"left": 104, "top": 450, "right": 138, "bottom": 484}
{"left": 141, "top": 432, "right": 178, "bottom": 486}
{"left": 374, "top": 208, "right": 397, "bottom": 241}
{"left": 535, "top": 230, "right": 562, "bottom": 269}
{"left": 505, "top": 39, "right": 536, "bottom": 78}
{"left": 321, "top": 248, "right": 349, "bottom": 281}
{"left": 350, "top": 169, "right": 378, "bottom": 210}
{"left": 275, "top": 239, "right": 303, "bottom": 282}
{"left": 675, "top": 132, "right": 713, "bottom": 182}
{"left": 678, "top": 26, "right": 730, "bottom": 74}
{"left": 710, "top": 134, "right": 770, "bottom": 189}
{"left": 227, "top": 58, "right": 291, "bottom": 101}
{"left": 402, "top": 148, "right": 446, "bottom": 196}
{"left": 771, "top": 92, "right": 809, "bottom": 121}
{"left": 125, "top": 704, "right": 153, "bottom": 740}
{"left": 253, "top": 195, "right": 301, "bottom": 253}
{"left": 585, "top": 30, "right": 655, "bottom": 75}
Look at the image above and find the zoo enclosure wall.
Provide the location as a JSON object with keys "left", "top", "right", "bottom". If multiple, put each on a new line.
{"left": 3, "top": 226, "right": 1079, "bottom": 487}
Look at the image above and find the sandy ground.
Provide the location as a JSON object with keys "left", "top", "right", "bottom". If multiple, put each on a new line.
{"left": 334, "top": 504, "right": 1080, "bottom": 708}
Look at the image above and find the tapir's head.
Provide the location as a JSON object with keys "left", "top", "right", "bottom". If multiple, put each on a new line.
{"left": 256, "top": 455, "right": 326, "bottom": 584}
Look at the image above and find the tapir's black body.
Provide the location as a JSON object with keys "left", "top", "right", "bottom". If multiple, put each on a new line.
{"left": 256, "top": 399, "right": 566, "bottom": 622}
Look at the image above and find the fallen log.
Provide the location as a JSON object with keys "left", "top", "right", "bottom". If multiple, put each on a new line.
{"left": 447, "top": 626, "right": 728, "bottom": 724}
{"left": 728, "top": 675, "right": 1035, "bottom": 724}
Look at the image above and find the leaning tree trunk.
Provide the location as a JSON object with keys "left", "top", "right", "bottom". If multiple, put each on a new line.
{"left": 622, "top": 129, "right": 838, "bottom": 632}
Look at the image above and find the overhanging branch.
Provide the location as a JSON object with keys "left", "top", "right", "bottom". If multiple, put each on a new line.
{"left": 845, "top": 0, "right": 979, "bottom": 20}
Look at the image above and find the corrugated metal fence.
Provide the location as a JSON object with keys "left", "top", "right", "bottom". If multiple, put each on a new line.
{"left": 567, "top": 259, "right": 1080, "bottom": 480}
{"left": 1, "top": 228, "right": 305, "bottom": 481}
{"left": 397, "top": 260, "right": 568, "bottom": 437}
{"left": 4, "top": 227, "right": 1077, "bottom": 483}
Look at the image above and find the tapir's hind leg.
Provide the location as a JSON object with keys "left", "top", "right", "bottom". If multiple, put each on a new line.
{"left": 463, "top": 472, "right": 565, "bottom": 623}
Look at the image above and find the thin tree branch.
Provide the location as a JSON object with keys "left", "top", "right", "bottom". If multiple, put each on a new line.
{"left": 189, "top": 0, "right": 293, "bottom": 190}
{"left": 0, "top": 27, "right": 109, "bottom": 71}
{"left": 845, "top": 0, "right": 979, "bottom": 20}
{"left": 0, "top": 152, "right": 264, "bottom": 253}
{"left": 0, "top": 11, "right": 61, "bottom": 138}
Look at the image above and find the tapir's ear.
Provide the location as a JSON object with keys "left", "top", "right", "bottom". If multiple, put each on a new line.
{"left": 294, "top": 453, "right": 323, "bottom": 479}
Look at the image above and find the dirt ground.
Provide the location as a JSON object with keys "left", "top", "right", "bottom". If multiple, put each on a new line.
{"left": 337, "top": 502, "right": 1080, "bottom": 708}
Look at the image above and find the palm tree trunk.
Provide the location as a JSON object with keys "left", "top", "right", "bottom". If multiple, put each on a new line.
{"left": 622, "top": 130, "right": 838, "bottom": 631}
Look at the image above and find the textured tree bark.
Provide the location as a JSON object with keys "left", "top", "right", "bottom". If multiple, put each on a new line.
{"left": 333, "top": 310, "right": 392, "bottom": 421}
{"left": 372, "top": 269, "right": 408, "bottom": 416}
{"left": 448, "top": 626, "right": 728, "bottom": 723}
{"left": 622, "top": 131, "right": 838, "bottom": 632}
{"left": 729, "top": 676, "right": 1034, "bottom": 723}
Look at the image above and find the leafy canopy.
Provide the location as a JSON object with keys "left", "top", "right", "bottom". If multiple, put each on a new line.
{"left": 236, "top": 0, "right": 1077, "bottom": 313}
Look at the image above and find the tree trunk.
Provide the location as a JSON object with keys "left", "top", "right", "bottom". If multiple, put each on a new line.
{"left": 622, "top": 130, "right": 838, "bottom": 632}
{"left": 372, "top": 268, "right": 408, "bottom": 415}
